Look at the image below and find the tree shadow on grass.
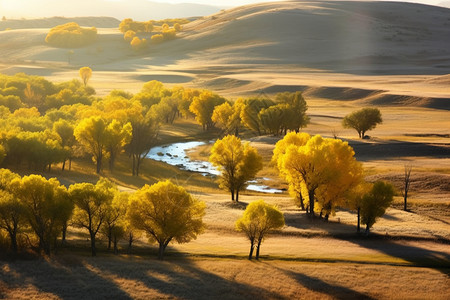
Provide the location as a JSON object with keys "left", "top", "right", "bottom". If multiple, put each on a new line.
{"left": 340, "top": 237, "right": 450, "bottom": 275}
{"left": 278, "top": 268, "right": 375, "bottom": 300}
{"left": 93, "top": 252, "right": 284, "bottom": 300}
{"left": 0, "top": 255, "right": 133, "bottom": 299}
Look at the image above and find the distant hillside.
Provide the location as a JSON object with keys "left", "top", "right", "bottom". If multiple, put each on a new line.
{"left": 167, "top": 0, "right": 450, "bottom": 75}
{"left": 0, "top": 17, "right": 120, "bottom": 30}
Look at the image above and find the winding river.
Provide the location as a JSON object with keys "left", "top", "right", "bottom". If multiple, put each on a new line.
{"left": 147, "top": 141, "right": 283, "bottom": 194}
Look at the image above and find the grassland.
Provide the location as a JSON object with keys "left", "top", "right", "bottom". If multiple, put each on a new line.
{"left": 0, "top": 1, "right": 449, "bottom": 298}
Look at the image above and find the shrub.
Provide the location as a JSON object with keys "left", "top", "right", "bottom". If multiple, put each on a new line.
{"left": 45, "top": 22, "right": 97, "bottom": 48}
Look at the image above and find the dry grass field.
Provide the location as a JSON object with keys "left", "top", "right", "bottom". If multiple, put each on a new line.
{"left": 0, "top": 1, "right": 449, "bottom": 299}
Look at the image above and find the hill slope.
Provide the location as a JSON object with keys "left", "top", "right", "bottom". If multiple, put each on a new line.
{"left": 0, "top": 1, "right": 449, "bottom": 107}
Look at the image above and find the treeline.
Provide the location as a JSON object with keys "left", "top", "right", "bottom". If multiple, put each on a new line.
{"left": 119, "top": 18, "right": 185, "bottom": 50}
{"left": 0, "top": 170, "right": 205, "bottom": 259}
{"left": 0, "top": 72, "right": 311, "bottom": 176}
{"left": 45, "top": 22, "right": 97, "bottom": 48}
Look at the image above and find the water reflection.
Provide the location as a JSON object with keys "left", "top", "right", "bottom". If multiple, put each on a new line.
{"left": 147, "top": 141, "right": 283, "bottom": 194}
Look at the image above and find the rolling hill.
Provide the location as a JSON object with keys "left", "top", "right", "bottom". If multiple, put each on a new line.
{"left": 0, "top": 0, "right": 449, "bottom": 108}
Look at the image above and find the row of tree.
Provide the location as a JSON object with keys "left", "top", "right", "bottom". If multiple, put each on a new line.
{"left": 0, "top": 170, "right": 206, "bottom": 259}
{"left": 0, "top": 168, "right": 286, "bottom": 260}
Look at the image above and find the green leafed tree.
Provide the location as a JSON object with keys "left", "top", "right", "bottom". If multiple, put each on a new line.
{"left": 342, "top": 107, "right": 382, "bottom": 138}
{"left": 236, "top": 200, "right": 284, "bottom": 260}
{"left": 361, "top": 181, "right": 394, "bottom": 234}
{"left": 127, "top": 180, "right": 205, "bottom": 260}
{"left": 210, "top": 135, "right": 263, "bottom": 202}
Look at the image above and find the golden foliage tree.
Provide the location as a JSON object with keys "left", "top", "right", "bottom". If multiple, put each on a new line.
{"left": 236, "top": 200, "right": 284, "bottom": 260}
{"left": 45, "top": 22, "right": 97, "bottom": 48}
{"left": 210, "top": 135, "right": 263, "bottom": 202}
{"left": 274, "top": 134, "right": 363, "bottom": 217}
{"left": 79, "top": 67, "right": 92, "bottom": 87}
{"left": 69, "top": 179, "right": 117, "bottom": 256}
{"left": 189, "top": 90, "right": 226, "bottom": 130}
{"left": 127, "top": 180, "right": 205, "bottom": 260}
{"left": 15, "top": 175, "right": 71, "bottom": 255}
{"left": 74, "top": 116, "right": 108, "bottom": 174}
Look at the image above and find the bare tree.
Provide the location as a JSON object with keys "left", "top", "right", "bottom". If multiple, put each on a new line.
{"left": 401, "top": 165, "right": 412, "bottom": 211}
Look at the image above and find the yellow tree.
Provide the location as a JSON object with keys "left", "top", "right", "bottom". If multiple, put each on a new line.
{"left": 236, "top": 200, "right": 284, "bottom": 260}
{"left": 276, "top": 135, "right": 362, "bottom": 217}
{"left": 127, "top": 180, "right": 205, "bottom": 260}
{"left": 104, "top": 119, "right": 132, "bottom": 172}
{"left": 101, "top": 192, "right": 128, "bottom": 252}
{"left": 0, "top": 169, "right": 23, "bottom": 253}
{"left": 79, "top": 67, "right": 92, "bottom": 87}
{"left": 74, "top": 116, "right": 108, "bottom": 173}
{"left": 15, "top": 175, "right": 70, "bottom": 255}
{"left": 212, "top": 99, "right": 245, "bottom": 136}
{"left": 189, "top": 90, "right": 226, "bottom": 130}
{"left": 69, "top": 179, "right": 116, "bottom": 256}
{"left": 272, "top": 132, "right": 311, "bottom": 210}
{"left": 210, "top": 135, "right": 263, "bottom": 202}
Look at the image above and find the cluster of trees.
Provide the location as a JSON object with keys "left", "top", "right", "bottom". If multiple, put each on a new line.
{"left": 273, "top": 132, "right": 394, "bottom": 233}
{"left": 45, "top": 22, "right": 97, "bottom": 48}
{"left": 119, "top": 18, "right": 184, "bottom": 50}
{"left": 0, "top": 73, "right": 228, "bottom": 175}
{"left": 0, "top": 170, "right": 205, "bottom": 259}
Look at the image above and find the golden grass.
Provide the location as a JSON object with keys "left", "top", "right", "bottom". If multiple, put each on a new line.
{"left": 1, "top": 256, "right": 448, "bottom": 299}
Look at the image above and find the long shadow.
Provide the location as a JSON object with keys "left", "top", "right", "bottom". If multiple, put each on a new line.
{"left": 284, "top": 210, "right": 450, "bottom": 275}
{"left": 338, "top": 236, "right": 450, "bottom": 276}
{"left": 0, "top": 255, "right": 132, "bottom": 299}
{"left": 349, "top": 140, "right": 450, "bottom": 161}
{"left": 95, "top": 250, "right": 284, "bottom": 299}
{"left": 279, "top": 268, "right": 375, "bottom": 300}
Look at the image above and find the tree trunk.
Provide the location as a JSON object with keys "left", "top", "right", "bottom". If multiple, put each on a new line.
{"left": 8, "top": 231, "right": 18, "bottom": 254}
{"left": 357, "top": 207, "right": 361, "bottom": 233}
{"left": 404, "top": 191, "right": 408, "bottom": 211}
{"left": 248, "top": 240, "right": 254, "bottom": 260}
{"left": 127, "top": 232, "right": 133, "bottom": 254}
{"left": 255, "top": 237, "right": 263, "bottom": 260}
{"left": 113, "top": 235, "right": 118, "bottom": 255}
{"left": 299, "top": 193, "right": 305, "bottom": 211}
{"left": 236, "top": 190, "right": 239, "bottom": 202}
{"left": 62, "top": 160, "right": 66, "bottom": 171}
{"left": 96, "top": 153, "right": 102, "bottom": 174}
{"left": 107, "top": 228, "right": 112, "bottom": 250}
{"left": 365, "top": 224, "right": 370, "bottom": 236}
{"left": 62, "top": 222, "right": 67, "bottom": 244}
{"left": 69, "top": 158, "right": 72, "bottom": 171}
{"left": 132, "top": 154, "right": 136, "bottom": 176}
{"left": 231, "top": 189, "right": 235, "bottom": 201}
{"left": 308, "top": 190, "right": 315, "bottom": 217}
{"left": 90, "top": 232, "right": 97, "bottom": 256}
{"left": 158, "top": 242, "right": 167, "bottom": 260}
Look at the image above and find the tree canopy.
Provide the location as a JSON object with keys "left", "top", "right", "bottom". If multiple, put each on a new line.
{"left": 342, "top": 107, "right": 382, "bottom": 138}
{"left": 210, "top": 135, "right": 263, "bottom": 202}
{"left": 236, "top": 200, "right": 284, "bottom": 260}
{"left": 127, "top": 180, "right": 205, "bottom": 259}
